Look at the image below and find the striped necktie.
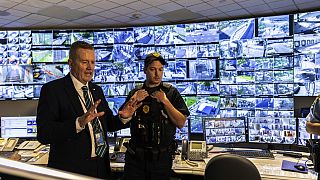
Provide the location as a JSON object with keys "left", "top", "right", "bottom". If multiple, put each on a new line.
{"left": 81, "top": 86, "right": 107, "bottom": 157}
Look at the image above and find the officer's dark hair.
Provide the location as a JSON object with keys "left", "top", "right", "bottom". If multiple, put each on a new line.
{"left": 144, "top": 52, "right": 166, "bottom": 69}
{"left": 69, "top": 41, "right": 94, "bottom": 61}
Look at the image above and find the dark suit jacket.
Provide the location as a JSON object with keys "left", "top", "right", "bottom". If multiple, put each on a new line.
{"left": 36, "top": 73, "right": 127, "bottom": 177}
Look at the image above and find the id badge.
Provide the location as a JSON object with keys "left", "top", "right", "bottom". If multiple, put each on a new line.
{"left": 95, "top": 132, "right": 105, "bottom": 146}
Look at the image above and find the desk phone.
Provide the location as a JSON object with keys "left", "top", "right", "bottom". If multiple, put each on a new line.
{"left": 182, "top": 140, "right": 207, "bottom": 161}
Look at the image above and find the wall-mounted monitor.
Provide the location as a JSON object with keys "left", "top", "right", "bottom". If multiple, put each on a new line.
{"left": 186, "top": 22, "right": 219, "bottom": 43}
{"left": 258, "top": 15, "right": 290, "bottom": 38}
{"left": 134, "top": 26, "right": 155, "bottom": 45}
{"left": 33, "top": 64, "right": 69, "bottom": 83}
{"left": 114, "top": 28, "right": 134, "bottom": 44}
{"left": 93, "top": 30, "right": 114, "bottom": 44}
{"left": 219, "top": 18, "right": 255, "bottom": 40}
{"left": 294, "top": 11, "right": 320, "bottom": 34}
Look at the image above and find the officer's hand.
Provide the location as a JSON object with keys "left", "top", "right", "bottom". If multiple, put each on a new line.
{"left": 78, "top": 99, "right": 105, "bottom": 128}
{"left": 151, "top": 89, "right": 168, "bottom": 103}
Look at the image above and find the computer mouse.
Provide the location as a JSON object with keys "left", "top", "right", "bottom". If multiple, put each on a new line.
{"left": 294, "top": 164, "right": 306, "bottom": 171}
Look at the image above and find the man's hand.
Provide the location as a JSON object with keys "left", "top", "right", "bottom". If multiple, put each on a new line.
{"left": 119, "top": 89, "right": 148, "bottom": 119}
{"left": 78, "top": 99, "right": 105, "bottom": 128}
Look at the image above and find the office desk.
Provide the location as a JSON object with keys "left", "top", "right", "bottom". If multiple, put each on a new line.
{"left": 172, "top": 149, "right": 318, "bottom": 180}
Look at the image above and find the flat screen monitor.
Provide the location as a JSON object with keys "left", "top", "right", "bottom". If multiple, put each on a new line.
{"left": 248, "top": 117, "right": 296, "bottom": 144}
{"left": 1, "top": 116, "right": 37, "bottom": 138}
{"left": 258, "top": 15, "right": 290, "bottom": 38}
{"left": 116, "top": 128, "right": 131, "bottom": 137}
{"left": 204, "top": 117, "right": 246, "bottom": 144}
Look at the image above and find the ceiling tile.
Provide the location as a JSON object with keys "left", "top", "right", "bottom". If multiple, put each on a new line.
{"left": 97, "top": 11, "right": 121, "bottom": 18}
{"left": 16, "top": 17, "right": 44, "bottom": 24}
{"left": 92, "top": 0, "right": 120, "bottom": 10}
{"left": 187, "top": 3, "right": 214, "bottom": 12}
{"left": 140, "top": 7, "right": 165, "bottom": 16}
{"left": 174, "top": 0, "right": 204, "bottom": 7}
{"left": 138, "top": 15, "right": 162, "bottom": 22}
{"left": 157, "top": 2, "right": 184, "bottom": 12}
{"left": 142, "top": 0, "right": 171, "bottom": 6}
{"left": 207, "top": 12, "right": 230, "bottom": 21}
{"left": 81, "top": 15, "right": 106, "bottom": 22}
{"left": 0, "top": 18, "right": 13, "bottom": 25}
{"left": 225, "top": 8, "right": 250, "bottom": 17}
{"left": 109, "top": 6, "right": 136, "bottom": 15}
{"left": 198, "top": 8, "right": 223, "bottom": 16}
{"left": 37, "top": 5, "right": 91, "bottom": 21}
{"left": 273, "top": 5, "right": 298, "bottom": 13}
{"left": 0, "top": 6, "right": 7, "bottom": 11}
{"left": 6, "top": 9, "right": 30, "bottom": 17}
{"left": 238, "top": 0, "right": 267, "bottom": 8}
{"left": 125, "top": 1, "right": 152, "bottom": 10}
{"left": 0, "top": 1, "right": 18, "bottom": 8}
{"left": 3, "top": 21, "right": 30, "bottom": 28}
{"left": 267, "top": 0, "right": 295, "bottom": 9}
{"left": 296, "top": 0, "right": 320, "bottom": 9}
{"left": 22, "top": 0, "right": 53, "bottom": 8}
{"left": 112, "top": 15, "right": 132, "bottom": 22}
{"left": 36, "top": 17, "right": 68, "bottom": 26}
{"left": 98, "top": 18, "right": 121, "bottom": 26}
{"left": 42, "top": 0, "right": 64, "bottom": 3}
{"left": 109, "top": 0, "right": 137, "bottom": 5}
{"left": 12, "top": 4, "right": 41, "bottom": 13}
{"left": 24, "top": 14, "right": 51, "bottom": 21}
{"left": 245, "top": 4, "right": 272, "bottom": 13}
{"left": 7, "top": 0, "right": 26, "bottom": 3}
{"left": 73, "top": 0, "right": 102, "bottom": 4}
{"left": 294, "top": 0, "right": 317, "bottom": 3}
{"left": 206, "top": 0, "right": 236, "bottom": 7}
{"left": 78, "top": 5, "right": 104, "bottom": 14}
{"left": 216, "top": 3, "right": 242, "bottom": 12}
{"left": 57, "top": 0, "right": 87, "bottom": 9}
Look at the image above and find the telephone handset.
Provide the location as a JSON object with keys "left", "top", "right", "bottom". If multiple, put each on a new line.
{"left": 0, "top": 138, "right": 19, "bottom": 151}
{"left": 17, "top": 141, "right": 41, "bottom": 150}
{"left": 181, "top": 140, "right": 207, "bottom": 161}
{"left": 181, "top": 139, "right": 188, "bottom": 160}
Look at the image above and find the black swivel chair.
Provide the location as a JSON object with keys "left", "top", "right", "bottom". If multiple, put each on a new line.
{"left": 205, "top": 154, "right": 261, "bottom": 180}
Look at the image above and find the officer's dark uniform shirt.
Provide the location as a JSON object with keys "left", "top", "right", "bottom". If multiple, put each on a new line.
{"left": 125, "top": 82, "right": 190, "bottom": 148}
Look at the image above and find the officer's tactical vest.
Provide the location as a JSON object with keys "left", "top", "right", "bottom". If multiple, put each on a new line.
{"left": 131, "top": 83, "right": 176, "bottom": 147}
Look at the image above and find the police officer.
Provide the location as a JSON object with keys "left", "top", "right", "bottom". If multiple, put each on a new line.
{"left": 120, "top": 52, "right": 190, "bottom": 180}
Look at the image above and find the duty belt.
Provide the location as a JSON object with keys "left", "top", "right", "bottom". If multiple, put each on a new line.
{"left": 124, "top": 142, "right": 174, "bottom": 161}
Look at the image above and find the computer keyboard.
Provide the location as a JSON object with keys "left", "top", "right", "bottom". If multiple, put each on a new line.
{"left": 229, "top": 150, "right": 274, "bottom": 159}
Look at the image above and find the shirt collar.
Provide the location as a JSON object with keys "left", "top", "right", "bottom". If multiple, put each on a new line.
{"left": 70, "top": 73, "right": 88, "bottom": 90}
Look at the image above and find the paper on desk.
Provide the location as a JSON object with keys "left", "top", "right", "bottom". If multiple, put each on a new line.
{"left": 172, "top": 159, "right": 205, "bottom": 172}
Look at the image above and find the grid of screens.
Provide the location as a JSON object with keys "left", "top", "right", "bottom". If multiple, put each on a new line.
{"left": 0, "top": 11, "right": 319, "bottom": 143}
{"left": 1, "top": 116, "right": 37, "bottom": 138}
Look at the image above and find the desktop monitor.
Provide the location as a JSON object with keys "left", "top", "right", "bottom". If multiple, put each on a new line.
{"left": 1, "top": 116, "right": 37, "bottom": 138}
{"left": 116, "top": 128, "right": 131, "bottom": 137}
{"left": 248, "top": 117, "right": 296, "bottom": 144}
{"left": 204, "top": 117, "right": 246, "bottom": 144}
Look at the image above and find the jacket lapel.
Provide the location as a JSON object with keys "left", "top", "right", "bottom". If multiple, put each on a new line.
{"left": 64, "top": 74, "right": 84, "bottom": 117}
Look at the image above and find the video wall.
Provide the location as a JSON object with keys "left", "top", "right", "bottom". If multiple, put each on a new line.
{"left": 0, "top": 10, "right": 320, "bottom": 143}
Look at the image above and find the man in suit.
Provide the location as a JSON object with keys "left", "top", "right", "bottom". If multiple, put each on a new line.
{"left": 36, "top": 41, "right": 136, "bottom": 178}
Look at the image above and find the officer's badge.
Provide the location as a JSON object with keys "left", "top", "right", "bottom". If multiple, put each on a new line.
{"left": 143, "top": 105, "right": 150, "bottom": 114}
{"left": 152, "top": 52, "right": 161, "bottom": 58}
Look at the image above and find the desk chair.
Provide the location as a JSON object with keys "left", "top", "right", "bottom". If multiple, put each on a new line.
{"left": 205, "top": 154, "right": 261, "bottom": 180}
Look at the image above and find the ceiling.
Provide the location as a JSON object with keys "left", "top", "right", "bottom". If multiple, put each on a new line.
{"left": 0, "top": 0, "right": 319, "bottom": 30}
